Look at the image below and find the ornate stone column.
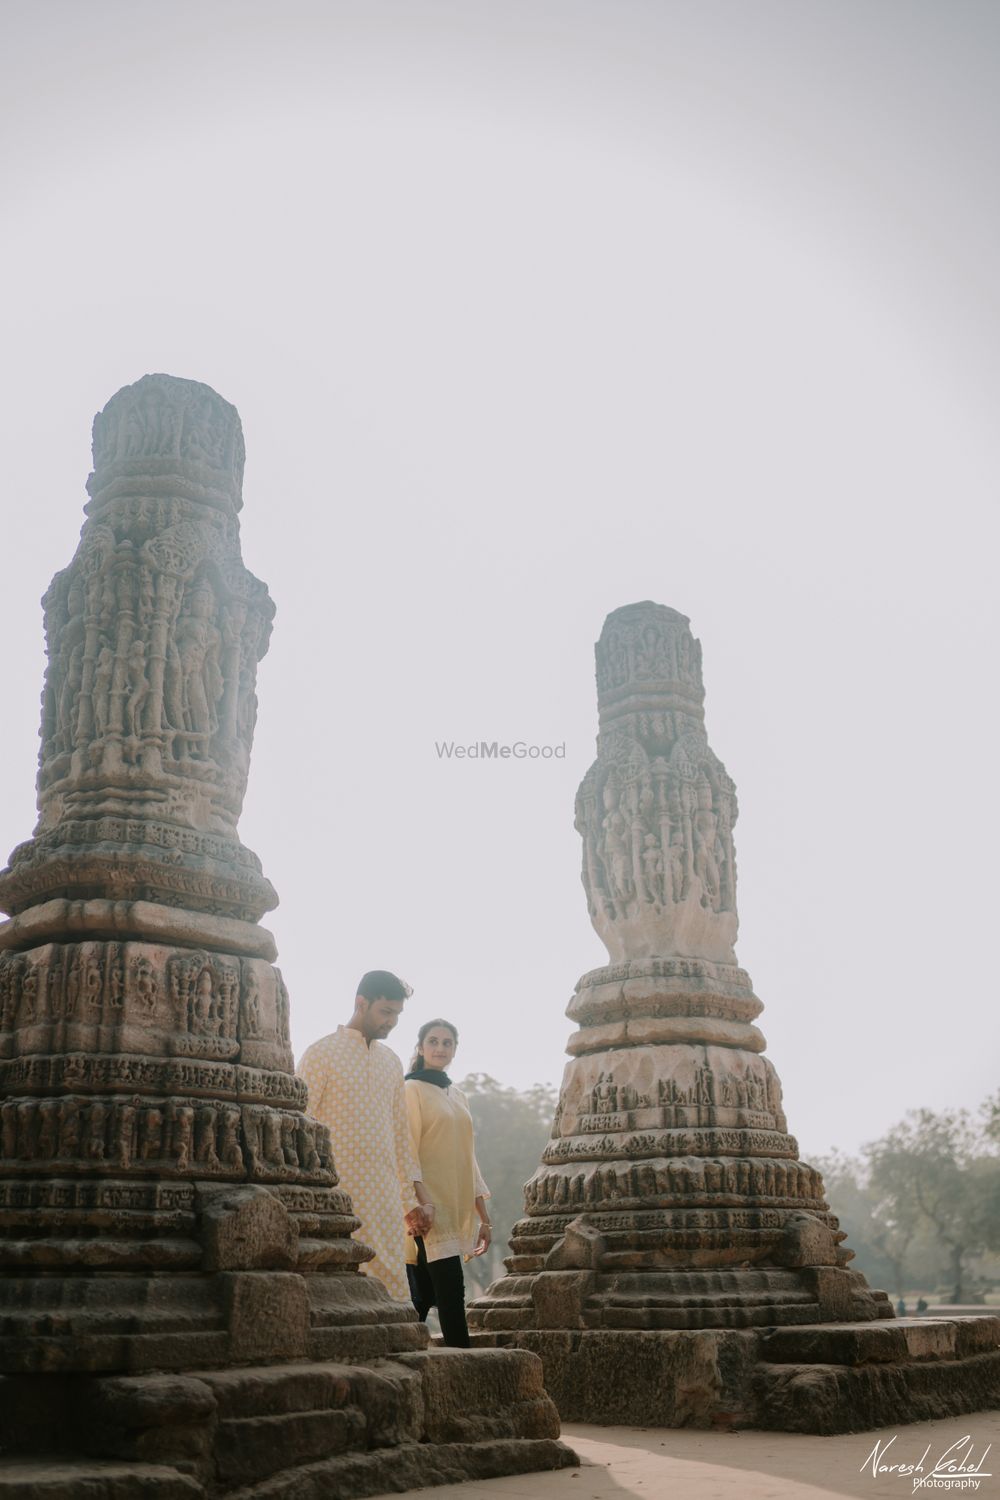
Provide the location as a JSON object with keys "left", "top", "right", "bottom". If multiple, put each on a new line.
{"left": 0, "top": 377, "right": 570, "bottom": 1493}
{"left": 468, "top": 603, "right": 910, "bottom": 1424}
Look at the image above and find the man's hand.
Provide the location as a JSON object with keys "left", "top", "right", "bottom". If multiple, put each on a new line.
{"left": 471, "top": 1221, "right": 492, "bottom": 1257}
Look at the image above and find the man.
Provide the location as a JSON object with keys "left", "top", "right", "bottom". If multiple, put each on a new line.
{"left": 298, "top": 970, "right": 432, "bottom": 1302}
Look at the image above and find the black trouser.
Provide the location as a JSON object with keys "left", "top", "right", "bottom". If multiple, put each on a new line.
{"left": 406, "top": 1237, "right": 470, "bottom": 1348}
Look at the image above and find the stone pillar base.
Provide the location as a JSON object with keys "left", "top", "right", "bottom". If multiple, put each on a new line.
{"left": 472, "top": 1317, "right": 1000, "bottom": 1433}
{"left": 0, "top": 1349, "right": 576, "bottom": 1497}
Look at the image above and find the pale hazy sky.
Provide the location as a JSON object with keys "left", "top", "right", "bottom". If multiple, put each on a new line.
{"left": 1, "top": 0, "right": 997, "bottom": 1158}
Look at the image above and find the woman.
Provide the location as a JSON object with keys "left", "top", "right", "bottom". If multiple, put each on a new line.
{"left": 404, "top": 1018, "right": 491, "bottom": 1347}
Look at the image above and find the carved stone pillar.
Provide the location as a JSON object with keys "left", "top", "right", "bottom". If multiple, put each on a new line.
{"left": 0, "top": 376, "right": 571, "bottom": 1492}
{"left": 469, "top": 603, "right": 1000, "bottom": 1429}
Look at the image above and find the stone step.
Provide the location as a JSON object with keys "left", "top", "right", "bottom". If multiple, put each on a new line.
{"left": 215, "top": 1409, "right": 368, "bottom": 1487}
{"left": 223, "top": 1436, "right": 575, "bottom": 1500}
{"left": 195, "top": 1361, "right": 390, "bottom": 1418}
{"left": 754, "top": 1317, "right": 1000, "bottom": 1434}
{"left": 195, "top": 1350, "right": 560, "bottom": 1487}
{"left": 588, "top": 1301, "right": 824, "bottom": 1330}
{"left": 597, "top": 1284, "right": 818, "bottom": 1306}
{"left": 0, "top": 1459, "right": 201, "bottom": 1498}
{"left": 759, "top": 1315, "right": 1000, "bottom": 1366}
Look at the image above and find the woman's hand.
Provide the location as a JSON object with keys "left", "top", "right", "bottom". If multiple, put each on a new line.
{"left": 472, "top": 1220, "right": 492, "bottom": 1257}
{"left": 405, "top": 1203, "right": 435, "bottom": 1237}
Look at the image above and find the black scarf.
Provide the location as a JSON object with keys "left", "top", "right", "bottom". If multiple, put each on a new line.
{"left": 405, "top": 1068, "right": 452, "bottom": 1089}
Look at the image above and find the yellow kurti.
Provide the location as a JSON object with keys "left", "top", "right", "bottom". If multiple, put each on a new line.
{"left": 404, "top": 1079, "right": 489, "bottom": 1264}
{"left": 299, "top": 1026, "right": 420, "bottom": 1302}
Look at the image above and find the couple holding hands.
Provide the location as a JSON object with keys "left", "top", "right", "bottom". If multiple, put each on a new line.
{"left": 298, "top": 970, "right": 491, "bottom": 1348}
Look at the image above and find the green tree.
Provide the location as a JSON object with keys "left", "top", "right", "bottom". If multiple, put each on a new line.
{"left": 457, "top": 1073, "right": 558, "bottom": 1295}
{"left": 865, "top": 1108, "right": 1000, "bottom": 1304}
{"left": 813, "top": 1150, "right": 911, "bottom": 1295}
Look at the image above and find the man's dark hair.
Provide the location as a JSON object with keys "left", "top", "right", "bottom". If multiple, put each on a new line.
{"left": 356, "top": 970, "right": 411, "bottom": 1003}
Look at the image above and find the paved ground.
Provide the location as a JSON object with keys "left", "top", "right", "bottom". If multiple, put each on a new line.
{"left": 370, "top": 1412, "right": 1000, "bottom": 1500}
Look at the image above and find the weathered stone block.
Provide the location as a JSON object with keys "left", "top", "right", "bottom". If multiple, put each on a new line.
{"left": 86, "top": 1374, "right": 217, "bottom": 1429}
{"left": 0, "top": 1460, "right": 203, "bottom": 1498}
{"left": 398, "top": 1348, "right": 560, "bottom": 1443}
{"left": 774, "top": 1212, "right": 838, "bottom": 1268}
{"left": 219, "top": 1272, "right": 309, "bottom": 1361}
{"left": 531, "top": 1271, "right": 595, "bottom": 1329}
{"left": 198, "top": 1185, "right": 298, "bottom": 1271}
{"left": 215, "top": 1408, "right": 365, "bottom": 1484}
{"left": 543, "top": 1217, "right": 607, "bottom": 1271}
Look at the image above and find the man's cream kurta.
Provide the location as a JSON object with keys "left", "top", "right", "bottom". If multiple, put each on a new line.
{"left": 299, "top": 1026, "right": 420, "bottom": 1302}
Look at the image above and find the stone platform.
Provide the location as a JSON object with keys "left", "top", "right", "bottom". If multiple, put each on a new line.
{"left": 472, "top": 1316, "right": 1000, "bottom": 1432}
{"left": 0, "top": 1349, "right": 571, "bottom": 1498}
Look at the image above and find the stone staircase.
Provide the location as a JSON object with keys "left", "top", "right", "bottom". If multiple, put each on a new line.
{"left": 0, "top": 1349, "right": 574, "bottom": 1498}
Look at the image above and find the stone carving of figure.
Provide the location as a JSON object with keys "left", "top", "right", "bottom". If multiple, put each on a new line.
{"left": 668, "top": 835, "right": 686, "bottom": 903}
{"left": 108, "top": 952, "right": 124, "bottom": 1009}
{"left": 243, "top": 1110, "right": 263, "bottom": 1170}
{"left": 692, "top": 785, "right": 722, "bottom": 909}
{"left": 219, "top": 1110, "right": 243, "bottom": 1168}
{"left": 601, "top": 779, "right": 633, "bottom": 907}
{"left": 167, "top": 584, "right": 223, "bottom": 758}
{"left": 56, "top": 640, "right": 84, "bottom": 751}
{"left": 125, "top": 639, "right": 150, "bottom": 738}
{"left": 236, "top": 658, "right": 258, "bottom": 748}
{"left": 83, "top": 955, "right": 104, "bottom": 1009}
{"left": 241, "top": 969, "right": 261, "bottom": 1037}
{"left": 280, "top": 1114, "right": 298, "bottom": 1167}
{"left": 182, "top": 393, "right": 225, "bottom": 466}
{"left": 594, "top": 1073, "right": 618, "bottom": 1113}
{"left": 192, "top": 968, "right": 215, "bottom": 1032}
{"left": 296, "top": 1119, "right": 321, "bottom": 1173}
{"left": 262, "top": 1112, "right": 283, "bottom": 1167}
{"left": 115, "top": 1098, "right": 139, "bottom": 1169}
{"left": 274, "top": 972, "right": 290, "bottom": 1043}
{"left": 170, "top": 1104, "right": 194, "bottom": 1171}
{"left": 636, "top": 623, "right": 672, "bottom": 679}
{"left": 122, "top": 397, "right": 146, "bottom": 456}
{"left": 134, "top": 957, "right": 158, "bottom": 1013}
{"left": 640, "top": 833, "right": 664, "bottom": 905}
{"left": 138, "top": 566, "right": 155, "bottom": 628}
{"left": 217, "top": 966, "right": 239, "bottom": 1029}
{"left": 140, "top": 1107, "right": 165, "bottom": 1161}
{"left": 195, "top": 1105, "right": 221, "bottom": 1168}
{"left": 65, "top": 953, "right": 86, "bottom": 1019}
{"left": 91, "top": 645, "right": 116, "bottom": 740}
{"left": 121, "top": 385, "right": 177, "bottom": 457}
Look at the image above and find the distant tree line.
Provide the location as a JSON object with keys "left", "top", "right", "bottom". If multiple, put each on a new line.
{"left": 815, "top": 1094, "right": 1000, "bottom": 1304}
{"left": 458, "top": 1073, "right": 558, "bottom": 1296}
